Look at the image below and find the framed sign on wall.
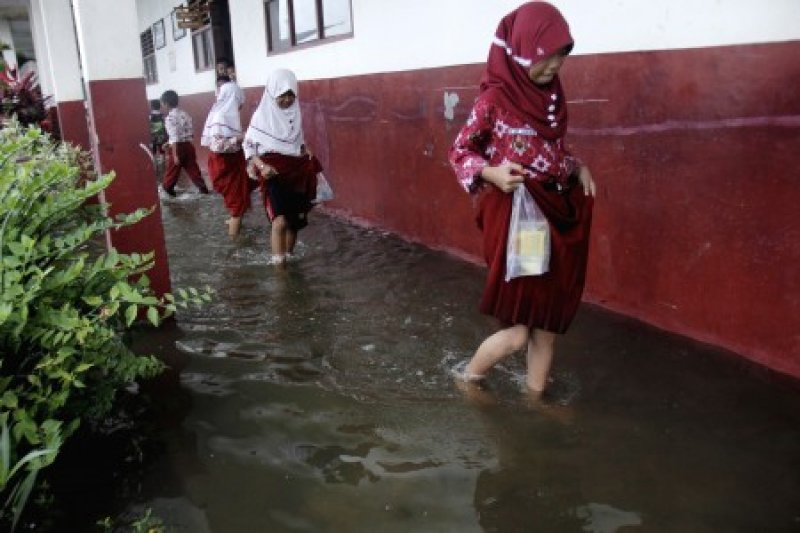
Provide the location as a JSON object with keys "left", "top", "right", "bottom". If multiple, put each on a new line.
{"left": 153, "top": 18, "right": 166, "bottom": 49}
{"left": 172, "top": 8, "right": 187, "bottom": 40}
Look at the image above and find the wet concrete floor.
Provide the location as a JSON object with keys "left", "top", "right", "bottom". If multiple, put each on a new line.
{"left": 58, "top": 190, "right": 800, "bottom": 531}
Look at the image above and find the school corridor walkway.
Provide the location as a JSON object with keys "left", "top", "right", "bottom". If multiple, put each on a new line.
{"left": 56, "top": 191, "right": 800, "bottom": 531}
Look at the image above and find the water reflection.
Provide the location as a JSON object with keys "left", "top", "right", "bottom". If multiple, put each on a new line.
{"left": 106, "top": 193, "right": 800, "bottom": 531}
{"left": 466, "top": 399, "right": 642, "bottom": 532}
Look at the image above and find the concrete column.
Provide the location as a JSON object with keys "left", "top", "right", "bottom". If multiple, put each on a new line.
{"left": 70, "top": 0, "right": 171, "bottom": 297}
{"left": 31, "top": 0, "right": 89, "bottom": 150}
{"left": 0, "top": 19, "right": 18, "bottom": 68}
{"left": 26, "top": 0, "right": 52, "bottom": 98}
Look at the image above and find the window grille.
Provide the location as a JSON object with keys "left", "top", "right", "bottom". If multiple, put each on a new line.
{"left": 140, "top": 28, "right": 157, "bottom": 84}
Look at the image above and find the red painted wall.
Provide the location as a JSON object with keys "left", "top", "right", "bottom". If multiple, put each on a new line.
{"left": 56, "top": 99, "right": 91, "bottom": 151}
{"left": 179, "top": 41, "right": 800, "bottom": 378}
{"left": 565, "top": 42, "right": 800, "bottom": 379}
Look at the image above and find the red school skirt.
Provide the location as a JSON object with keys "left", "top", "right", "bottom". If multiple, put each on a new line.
{"left": 207, "top": 150, "right": 255, "bottom": 217}
{"left": 476, "top": 179, "right": 593, "bottom": 334}
{"left": 255, "top": 153, "right": 323, "bottom": 231}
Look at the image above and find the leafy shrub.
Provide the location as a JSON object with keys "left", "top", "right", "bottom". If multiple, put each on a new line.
{"left": 0, "top": 122, "right": 210, "bottom": 529}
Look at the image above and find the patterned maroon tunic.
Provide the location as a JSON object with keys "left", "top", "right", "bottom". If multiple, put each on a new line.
{"left": 449, "top": 95, "right": 593, "bottom": 333}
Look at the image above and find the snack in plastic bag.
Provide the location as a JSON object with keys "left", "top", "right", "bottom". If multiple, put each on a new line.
{"left": 505, "top": 184, "right": 550, "bottom": 281}
{"left": 313, "top": 172, "right": 334, "bottom": 203}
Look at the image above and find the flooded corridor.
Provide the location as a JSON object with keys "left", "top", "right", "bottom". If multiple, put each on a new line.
{"left": 74, "top": 192, "right": 800, "bottom": 531}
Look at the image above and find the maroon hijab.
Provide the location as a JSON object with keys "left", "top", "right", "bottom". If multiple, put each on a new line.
{"left": 480, "top": 2, "right": 574, "bottom": 140}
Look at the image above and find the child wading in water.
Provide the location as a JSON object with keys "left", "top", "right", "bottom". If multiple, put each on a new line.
{"left": 244, "top": 69, "right": 322, "bottom": 266}
{"left": 448, "top": 2, "right": 596, "bottom": 397}
{"left": 160, "top": 90, "right": 209, "bottom": 196}
{"left": 201, "top": 76, "right": 253, "bottom": 237}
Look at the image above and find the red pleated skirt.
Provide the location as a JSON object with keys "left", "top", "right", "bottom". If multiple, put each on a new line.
{"left": 255, "top": 153, "right": 322, "bottom": 228}
{"left": 207, "top": 150, "right": 254, "bottom": 217}
{"left": 476, "top": 180, "right": 593, "bottom": 333}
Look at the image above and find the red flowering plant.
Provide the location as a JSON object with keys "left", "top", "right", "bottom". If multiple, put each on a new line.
{"left": 0, "top": 67, "right": 52, "bottom": 131}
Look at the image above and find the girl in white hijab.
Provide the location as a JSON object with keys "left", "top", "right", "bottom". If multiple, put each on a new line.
{"left": 202, "top": 79, "right": 243, "bottom": 151}
{"left": 201, "top": 79, "right": 252, "bottom": 237}
{"left": 244, "top": 69, "right": 323, "bottom": 265}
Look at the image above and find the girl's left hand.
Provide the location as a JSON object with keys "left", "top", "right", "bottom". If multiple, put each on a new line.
{"left": 578, "top": 166, "right": 596, "bottom": 197}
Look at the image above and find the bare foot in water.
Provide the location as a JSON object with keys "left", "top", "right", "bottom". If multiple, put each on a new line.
{"left": 452, "top": 368, "right": 496, "bottom": 407}
{"left": 522, "top": 386, "right": 575, "bottom": 423}
{"left": 268, "top": 254, "right": 288, "bottom": 268}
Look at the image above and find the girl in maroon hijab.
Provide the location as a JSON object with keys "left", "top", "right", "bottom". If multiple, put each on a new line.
{"left": 449, "top": 1, "right": 596, "bottom": 396}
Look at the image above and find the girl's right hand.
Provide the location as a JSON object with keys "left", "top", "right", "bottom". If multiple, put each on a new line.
{"left": 250, "top": 157, "right": 277, "bottom": 178}
{"left": 246, "top": 159, "right": 259, "bottom": 179}
{"left": 481, "top": 162, "right": 525, "bottom": 193}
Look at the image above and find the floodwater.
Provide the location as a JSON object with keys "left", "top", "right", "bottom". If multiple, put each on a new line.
{"left": 43, "top": 189, "right": 800, "bottom": 531}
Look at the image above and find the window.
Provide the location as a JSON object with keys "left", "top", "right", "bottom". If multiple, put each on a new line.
{"left": 192, "top": 26, "right": 214, "bottom": 71}
{"left": 140, "top": 28, "right": 158, "bottom": 84}
{"left": 177, "top": 0, "right": 234, "bottom": 73}
{"left": 264, "top": 0, "right": 353, "bottom": 54}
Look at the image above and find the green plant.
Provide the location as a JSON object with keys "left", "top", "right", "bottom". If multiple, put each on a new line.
{"left": 0, "top": 121, "right": 211, "bottom": 529}
{"left": 97, "top": 507, "right": 166, "bottom": 533}
{"left": 0, "top": 416, "right": 59, "bottom": 531}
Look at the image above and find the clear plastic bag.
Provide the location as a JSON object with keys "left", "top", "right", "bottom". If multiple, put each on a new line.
{"left": 505, "top": 185, "right": 550, "bottom": 281}
{"left": 313, "top": 172, "right": 334, "bottom": 203}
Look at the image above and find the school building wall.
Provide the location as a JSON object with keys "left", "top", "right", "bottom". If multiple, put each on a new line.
{"left": 136, "top": 0, "right": 800, "bottom": 379}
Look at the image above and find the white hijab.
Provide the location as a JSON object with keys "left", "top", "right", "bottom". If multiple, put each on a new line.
{"left": 201, "top": 81, "right": 243, "bottom": 146}
{"left": 243, "top": 68, "right": 303, "bottom": 159}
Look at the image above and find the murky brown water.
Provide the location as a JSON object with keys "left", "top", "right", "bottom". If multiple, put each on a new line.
{"left": 38, "top": 190, "right": 800, "bottom": 531}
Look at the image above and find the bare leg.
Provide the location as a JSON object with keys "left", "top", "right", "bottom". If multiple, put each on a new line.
{"left": 286, "top": 228, "right": 297, "bottom": 255}
{"left": 464, "top": 324, "right": 530, "bottom": 379}
{"left": 227, "top": 216, "right": 241, "bottom": 238}
{"left": 526, "top": 329, "right": 556, "bottom": 394}
{"left": 271, "top": 215, "right": 288, "bottom": 264}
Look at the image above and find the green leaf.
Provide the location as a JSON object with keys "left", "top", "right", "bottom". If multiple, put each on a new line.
{"left": 82, "top": 295, "right": 103, "bottom": 306}
{"left": 105, "top": 300, "right": 120, "bottom": 316}
{"left": 0, "top": 391, "right": 18, "bottom": 409}
{"left": 0, "top": 302, "right": 12, "bottom": 326}
{"left": 146, "top": 306, "right": 159, "bottom": 327}
{"left": 125, "top": 304, "right": 138, "bottom": 326}
{"left": 20, "top": 234, "right": 36, "bottom": 249}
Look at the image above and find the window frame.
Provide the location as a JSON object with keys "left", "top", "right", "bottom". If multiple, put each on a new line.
{"left": 140, "top": 28, "right": 158, "bottom": 85}
{"left": 191, "top": 24, "right": 215, "bottom": 72}
{"left": 264, "top": 0, "right": 353, "bottom": 55}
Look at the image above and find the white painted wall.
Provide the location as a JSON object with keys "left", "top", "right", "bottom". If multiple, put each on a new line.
{"left": 227, "top": 0, "right": 269, "bottom": 90}
{"left": 72, "top": 0, "right": 146, "bottom": 82}
{"left": 137, "top": 0, "right": 216, "bottom": 100}
{"left": 137, "top": 0, "right": 800, "bottom": 97}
